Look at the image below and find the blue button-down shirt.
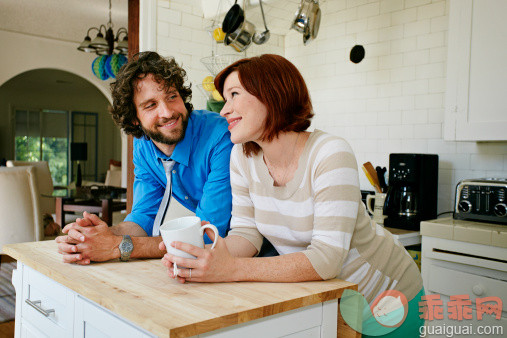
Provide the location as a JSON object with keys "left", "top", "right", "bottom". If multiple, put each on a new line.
{"left": 124, "top": 110, "right": 233, "bottom": 242}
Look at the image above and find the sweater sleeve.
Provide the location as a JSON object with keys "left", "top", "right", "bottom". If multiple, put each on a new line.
{"left": 227, "top": 145, "right": 264, "bottom": 254}
{"left": 302, "top": 137, "right": 361, "bottom": 279}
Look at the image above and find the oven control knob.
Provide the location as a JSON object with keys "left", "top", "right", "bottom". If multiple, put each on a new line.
{"left": 494, "top": 203, "right": 507, "bottom": 217}
{"left": 458, "top": 200, "right": 472, "bottom": 213}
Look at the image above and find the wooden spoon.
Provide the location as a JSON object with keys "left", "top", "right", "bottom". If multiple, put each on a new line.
{"left": 362, "top": 162, "right": 382, "bottom": 193}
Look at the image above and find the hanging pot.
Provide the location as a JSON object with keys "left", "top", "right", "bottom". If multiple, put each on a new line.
{"left": 222, "top": 3, "right": 245, "bottom": 34}
{"left": 224, "top": 20, "right": 256, "bottom": 52}
{"left": 291, "top": 0, "right": 321, "bottom": 45}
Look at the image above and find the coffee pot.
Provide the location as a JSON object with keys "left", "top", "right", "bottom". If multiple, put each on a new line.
{"left": 383, "top": 153, "right": 439, "bottom": 231}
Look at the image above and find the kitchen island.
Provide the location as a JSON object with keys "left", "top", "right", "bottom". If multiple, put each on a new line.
{"left": 4, "top": 241, "right": 358, "bottom": 338}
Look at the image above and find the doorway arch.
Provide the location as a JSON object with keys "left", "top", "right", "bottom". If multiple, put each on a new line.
{"left": 0, "top": 68, "right": 121, "bottom": 184}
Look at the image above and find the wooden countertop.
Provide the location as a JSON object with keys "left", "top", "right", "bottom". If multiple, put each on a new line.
{"left": 4, "top": 241, "right": 357, "bottom": 337}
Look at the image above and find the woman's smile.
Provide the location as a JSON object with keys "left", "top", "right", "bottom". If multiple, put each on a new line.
{"left": 227, "top": 117, "right": 242, "bottom": 130}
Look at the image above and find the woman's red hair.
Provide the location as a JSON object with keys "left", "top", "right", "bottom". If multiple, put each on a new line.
{"left": 214, "top": 54, "right": 313, "bottom": 156}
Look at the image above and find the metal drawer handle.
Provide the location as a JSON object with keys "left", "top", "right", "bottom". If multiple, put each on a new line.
{"left": 25, "top": 299, "right": 55, "bottom": 317}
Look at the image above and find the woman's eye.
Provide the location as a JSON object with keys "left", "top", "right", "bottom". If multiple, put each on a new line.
{"left": 231, "top": 92, "right": 238, "bottom": 97}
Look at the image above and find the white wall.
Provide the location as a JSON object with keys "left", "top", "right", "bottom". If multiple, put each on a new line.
{"left": 157, "top": 0, "right": 507, "bottom": 214}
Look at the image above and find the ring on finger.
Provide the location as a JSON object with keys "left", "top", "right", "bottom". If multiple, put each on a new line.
{"left": 189, "top": 268, "right": 192, "bottom": 280}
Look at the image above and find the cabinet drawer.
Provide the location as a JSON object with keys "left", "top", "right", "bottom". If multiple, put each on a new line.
{"left": 427, "top": 264, "right": 507, "bottom": 302}
{"left": 22, "top": 266, "right": 74, "bottom": 337}
{"left": 74, "top": 296, "right": 154, "bottom": 338}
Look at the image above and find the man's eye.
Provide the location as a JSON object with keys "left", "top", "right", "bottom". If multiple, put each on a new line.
{"left": 145, "top": 103, "right": 155, "bottom": 109}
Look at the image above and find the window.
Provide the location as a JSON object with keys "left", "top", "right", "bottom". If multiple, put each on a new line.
{"left": 15, "top": 109, "right": 69, "bottom": 186}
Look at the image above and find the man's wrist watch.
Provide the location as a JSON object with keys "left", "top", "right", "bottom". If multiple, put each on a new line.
{"left": 119, "top": 235, "right": 133, "bottom": 262}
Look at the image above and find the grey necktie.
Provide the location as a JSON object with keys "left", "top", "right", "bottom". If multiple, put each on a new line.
{"left": 152, "top": 160, "right": 175, "bottom": 236}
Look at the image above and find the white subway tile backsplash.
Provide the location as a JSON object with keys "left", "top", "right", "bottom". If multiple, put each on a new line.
{"left": 402, "top": 79, "right": 428, "bottom": 96}
{"left": 405, "top": 0, "right": 432, "bottom": 9}
{"left": 401, "top": 139, "right": 429, "bottom": 152}
{"left": 367, "top": 98, "right": 390, "bottom": 112}
{"left": 429, "top": 46, "right": 447, "bottom": 63}
{"left": 403, "top": 49, "right": 429, "bottom": 66}
{"left": 427, "top": 108, "right": 444, "bottom": 123}
{"left": 379, "top": 110, "right": 403, "bottom": 125}
{"left": 404, "top": 19, "right": 431, "bottom": 37}
{"left": 380, "top": 0, "right": 404, "bottom": 14}
{"left": 155, "top": 0, "right": 507, "bottom": 214}
{"left": 415, "top": 93, "right": 443, "bottom": 109}
{"left": 415, "top": 62, "right": 444, "bottom": 79}
{"left": 416, "top": 31, "right": 445, "bottom": 49}
{"left": 391, "top": 8, "right": 417, "bottom": 25}
{"left": 346, "top": 19, "right": 369, "bottom": 34}
{"left": 470, "top": 154, "right": 505, "bottom": 171}
{"left": 417, "top": 1, "right": 446, "bottom": 20}
{"left": 358, "top": 2, "right": 381, "bottom": 18}
{"left": 378, "top": 26, "right": 404, "bottom": 41}
{"left": 402, "top": 109, "right": 427, "bottom": 124}
{"left": 390, "top": 96, "right": 415, "bottom": 110}
{"left": 389, "top": 124, "right": 415, "bottom": 139}
{"left": 378, "top": 82, "right": 402, "bottom": 97}
{"left": 367, "top": 70, "right": 391, "bottom": 84}
{"left": 158, "top": 7, "right": 182, "bottom": 24}
{"left": 157, "top": 21, "right": 170, "bottom": 37}
{"left": 412, "top": 123, "right": 441, "bottom": 139}
{"left": 367, "top": 13, "right": 392, "bottom": 30}
{"left": 390, "top": 38, "right": 417, "bottom": 53}
{"left": 427, "top": 139, "right": 456, "bottom": 154}
{"left": 430, "top": 15, "right": 448, "bottom": 32}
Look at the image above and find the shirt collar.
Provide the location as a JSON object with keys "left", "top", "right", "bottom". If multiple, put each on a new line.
{"left": 153, "top": 111, "right": 194, "bottom": 167}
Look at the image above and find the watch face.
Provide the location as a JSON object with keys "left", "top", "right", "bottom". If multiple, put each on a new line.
{"left": 120, "top": 235, "right": 133, "bottom": 261}
{"left": 120, "top": 240, "right": 133, "bottom": 252}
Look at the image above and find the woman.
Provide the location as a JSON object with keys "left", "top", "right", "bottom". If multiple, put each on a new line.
{"left": 161, "top": 54, "right": 424, "bottom": 336}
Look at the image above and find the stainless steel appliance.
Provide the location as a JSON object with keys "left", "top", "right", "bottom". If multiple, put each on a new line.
{"left": 384, "top": 153, "right": 439, "bottom": 231}
{"left": 454, "top": 178, "right": 507, "bottom": 224}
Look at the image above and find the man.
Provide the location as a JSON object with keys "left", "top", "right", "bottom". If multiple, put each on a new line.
{"left": 56, "top": 52, "right": 233, "bottom": 264}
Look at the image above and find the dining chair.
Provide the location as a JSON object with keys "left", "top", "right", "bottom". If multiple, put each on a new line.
{"left": 0, "top": 167, "right": 43, "bottom": 258}
{"left": 6, "top": 160, "right": 55, "bottom": 215}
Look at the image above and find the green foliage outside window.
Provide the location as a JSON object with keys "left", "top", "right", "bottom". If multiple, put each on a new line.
{"left": 15, "top": 136, "right": 68, "bottom": 186}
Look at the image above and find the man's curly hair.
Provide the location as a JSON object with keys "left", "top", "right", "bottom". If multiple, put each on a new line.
{"left": 109, "top": 52, "right": 193, "bottom": 138}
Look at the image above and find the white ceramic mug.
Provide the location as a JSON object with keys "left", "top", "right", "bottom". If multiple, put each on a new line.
{"left": 160, "top": 216, "right": 218, "bottom": 277}
{"left": 366, "top": 192, "right": 387, "bottom": 225}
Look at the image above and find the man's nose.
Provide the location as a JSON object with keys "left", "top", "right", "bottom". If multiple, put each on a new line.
{"left": 159, "top": 101, "right": 174, "bottom": 118}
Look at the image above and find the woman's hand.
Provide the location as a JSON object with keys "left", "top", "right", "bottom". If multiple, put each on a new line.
{"left": 160, "top": 227, "right": 238, "bottom": 284}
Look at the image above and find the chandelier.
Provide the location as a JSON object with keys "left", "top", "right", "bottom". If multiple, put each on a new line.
{"left": 77, "top": 0, "right": 128, "bottom": 80}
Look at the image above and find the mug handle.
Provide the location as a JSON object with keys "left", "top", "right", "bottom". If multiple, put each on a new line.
{"left": 366, "top": 195, "right": 375, "bottom": 215}
{"left": 200, "top": 224, "right": 219, "bottom": 249}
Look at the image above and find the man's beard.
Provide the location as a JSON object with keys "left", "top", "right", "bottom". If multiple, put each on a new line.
{"left": 141, "top": 113, "right": 189, "bottom": 145}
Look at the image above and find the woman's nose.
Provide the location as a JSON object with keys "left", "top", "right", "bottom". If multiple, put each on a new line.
{"left": 220, "top": 100, "right": 231, "bottom": 117}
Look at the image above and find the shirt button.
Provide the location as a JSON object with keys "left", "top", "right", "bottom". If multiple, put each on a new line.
{"left": 172, "top": 170, "right": 176, "bottom": 174}
{"left": 185, "top": 196, "right": 189, "bottom": 200}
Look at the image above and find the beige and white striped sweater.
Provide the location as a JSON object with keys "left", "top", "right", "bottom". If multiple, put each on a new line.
{"left": 228, "top": 130, "right": 423, "bottom": 303}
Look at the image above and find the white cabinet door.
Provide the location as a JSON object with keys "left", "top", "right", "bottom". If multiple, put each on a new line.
{"left": 74, "top": 296, "right": 154, "bottom": 338}
{"left": 444, "top": 0, "right": 507, "bottom": 141}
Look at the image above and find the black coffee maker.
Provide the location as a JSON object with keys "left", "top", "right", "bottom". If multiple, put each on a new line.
{"left": 383, "top": 153, "right": 439, "bottom": 231}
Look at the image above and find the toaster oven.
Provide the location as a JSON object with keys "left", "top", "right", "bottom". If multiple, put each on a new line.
{"left": 454, "top": 178, "right": 507, "bottom": 224}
